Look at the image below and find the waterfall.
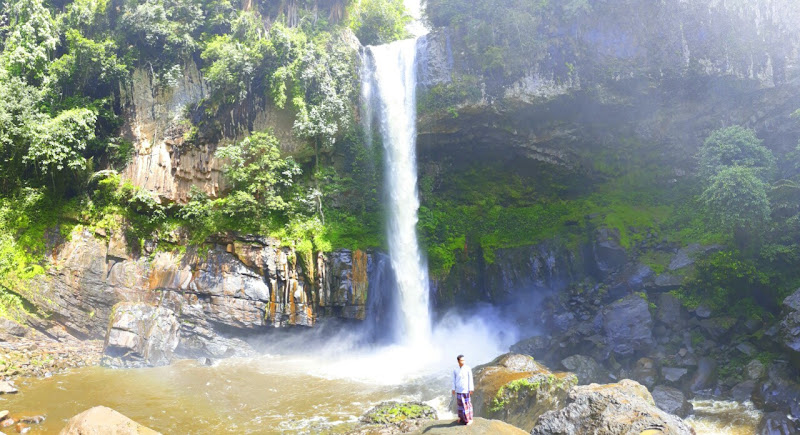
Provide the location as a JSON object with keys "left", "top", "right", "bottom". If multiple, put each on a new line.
{"left": 362, "top": 6, "right": 430, "bottom": 345}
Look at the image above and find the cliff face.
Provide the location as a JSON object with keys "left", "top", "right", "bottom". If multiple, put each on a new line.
{"left": 32, "top": 229, "right": 383, "bottom": 361}
{"left": 417, "top": 0, "right": 800, "bottom": 175}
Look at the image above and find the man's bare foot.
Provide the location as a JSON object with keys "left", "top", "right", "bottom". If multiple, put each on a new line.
{"left": 466, "top": 421, "right": 473, "bottom": 426}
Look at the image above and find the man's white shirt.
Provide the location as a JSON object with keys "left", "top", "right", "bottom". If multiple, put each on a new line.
{"left": 452, "top": 364, "right": 474, "bottom": 394}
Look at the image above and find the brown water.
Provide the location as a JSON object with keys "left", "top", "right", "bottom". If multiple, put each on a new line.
{"left": 0, "top": 356, "right": 452, "bottom": 434}
{"left": 1, "top": 353, "right": 762, "bottom": 435}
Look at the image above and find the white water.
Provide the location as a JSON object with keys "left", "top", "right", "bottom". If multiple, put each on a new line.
{"left": 367, "top": 17, "right": 431, "bottom": 345}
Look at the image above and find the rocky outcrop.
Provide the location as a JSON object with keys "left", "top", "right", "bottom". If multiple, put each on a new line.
{"left": 780, "top": 288, "right": 800, "bottom": 366}
{"left": 652, "top": 385, "right": 692, "bottom": 418}
{"left": 102, "top": 302, "right": 180, "bottom": 368}
{"left": 473, "top": 353, "right": 577, "bottom": 431}
{"left": 59, "top": 406, "right": 161, "bottom": 434}
{"left": 31, "top": 229, "right": 384, "bottom": 363}
{"left": 360, "top": 402, "right": 437, "bottom": 425}
{"left": 531, "top": 380, "right": 694, "bottom": 435}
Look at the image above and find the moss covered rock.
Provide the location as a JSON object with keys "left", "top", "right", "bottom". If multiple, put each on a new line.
{"left": 360, "top": 401, "right": 437, "bottom": 425}
{"left": 473, "top": 353, "right": 578, "bottom": 431}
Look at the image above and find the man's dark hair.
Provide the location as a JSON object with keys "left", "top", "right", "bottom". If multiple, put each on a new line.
{"left": 457, "top": 354, "right": 464, "bottom": 361}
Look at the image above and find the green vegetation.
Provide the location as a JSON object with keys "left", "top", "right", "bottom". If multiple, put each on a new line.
{"left": 347, "top": 0, "right": 410, "bottom": 46}
{"left": 361, "top": 401, "right": 435, "bottom": 424}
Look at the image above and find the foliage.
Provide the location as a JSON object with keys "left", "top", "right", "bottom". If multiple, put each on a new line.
{"left": 347, "top": 0, "right": 409, "bottom": 46}
{"left": 215, "top": 129, "right": 301, "bottom": 226}
{"left": 700, "top": 166, "right": 771, "bottom": 235}
{"left": 24, "top": 107, "right": 97, "bottom": 176}
{"left": 118, "top": 0, "right": 204, "bottom": 64}
{"left": 698, "top": 126, "right": 776, "bottom": 182}
{"left": 1, "top": 0, "right": 58, "bottom": 82}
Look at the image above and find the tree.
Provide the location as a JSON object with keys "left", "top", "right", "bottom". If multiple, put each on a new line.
{"left": 700, "top": 166, "right": 770, "bottom": 242}
{"left": 215, "top": 130, "right": 301, "bottom": 226}
{"left": 347, "top": 0, "right": 409, "bottom": 46}
{"left": 698, "top": 125, "right": 776, "bottom": 182}
{"left": 2, "top": 0, "right": 59, "bottom": 82}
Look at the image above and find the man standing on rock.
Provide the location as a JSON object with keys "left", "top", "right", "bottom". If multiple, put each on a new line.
{"left": 452, "top": 354, "right": 474, "bottom": 425}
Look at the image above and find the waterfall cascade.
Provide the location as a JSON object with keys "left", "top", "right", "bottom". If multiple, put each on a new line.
{"left": 362, "top": 3, "right": 430, "bottom": 345}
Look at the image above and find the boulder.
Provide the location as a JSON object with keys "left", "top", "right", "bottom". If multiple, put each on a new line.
{"left": 754, "top": 362, "right": 800, "bottom": 419}
{"left": 510, "top": 336, "right": 550, "bottom": 358}
{"left": 473, "top": 353, "right": 577, "bottom": 431}
{"left": 758, "top": 412, "right": 799, "bottom": 435}
{"left": 0, "top": 381, "right": 17, "bottom": 394}
{"left": 661, "top": 367, "right": 689, "bottom": 385}
{"left": 780, "top": 288, "right": 800, "bottom": 366}
{"left": 602, "top": 294, "right": 654, "bottom": 356}
{"left": 653, "top": 274, "right": 684, "bottom": 291}
{"left": 593, "top": 228, "right": 628, "bottom": 277}
{"left": 605, "top": 263, "right": 653, "bottom": 301}
{"left": 59, "top": 406, "right": 161, "bottom": 434}
{"left": 731, "top": 380, "right": 756, "bottom": 402}
{"left": 102, "top": 302, "right": 180, "bottom": 368}
{"left": 531, "top": 379, "right": 694, "bottom": 434}
{"left": 560, "top": 355, "right": 610, "bottom": 385}
{"left": 652, "top": 385, "right": 692, "bottom": 417}
{"left": 655, "top": 293, "right": 686, "bottom": 328}
{"left": 699, "top": 317, "right": 737, "bottom": 340}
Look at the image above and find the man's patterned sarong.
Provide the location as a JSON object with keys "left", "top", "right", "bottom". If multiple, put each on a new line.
{"left": 456, "top": 392, "right": 473, "bottom": 424}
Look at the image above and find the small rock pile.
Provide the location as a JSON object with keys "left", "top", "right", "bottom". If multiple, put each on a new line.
{"left": 0, "top": 408, "right": 46, "bottom": 434}
{"left": 0, "top": 338, "right": 102, "bottom": 379}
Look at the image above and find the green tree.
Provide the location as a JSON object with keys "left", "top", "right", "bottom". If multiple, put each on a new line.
{"left": 698, "top": 125, "right": 776, "bottom": 182}
{"left": 348, "top": 0, "right": 409, "bottom": 46}
{"left": 215, "top": 130, "right": 301, "bottom": 227}
{"left": 700, "top": 166, "right": 770, "bottom": 242}
{"left": 1, "top": 0, "right": 59, "bottom": 82}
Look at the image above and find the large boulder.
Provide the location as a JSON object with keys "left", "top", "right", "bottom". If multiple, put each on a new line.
{"left": 754, "top": 362, "right": 800, "bottom": 419}
{"left": 531, "top": 380, "right": 694, "bottom": 435}
{"left": 758, "top": 412, "right": 799, "bottom": 435}
{"left": 601, "top": 294, "right": 654, "bottom": 357}
{"left": 652, "top": 385, "right": 692, "bottom": 418}
{"left": 59, "top": 406, "right": 161, "bottom": 434}
{"left": 102, "top": 302, "right": 180, "bottom": 368}
{"left": 473, "top": 353, "right": 577, "bottom": 431}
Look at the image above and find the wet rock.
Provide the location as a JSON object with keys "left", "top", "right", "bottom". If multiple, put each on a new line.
{"left": 0, "top": 417, "right": 14, "bottom": 428}
{"left": 668, "top": 244, "right": 702, "bottom": 271}
{"left": 606, "top": 263, "right": 653, "bottom": 302}
{"left": 747, "top": 359, "right": 766, "bottom": 380}
{"left": 731, "top": 380, "right": 756, "bottom": 402}
{"left": 652, "top": 385, "right": 692, "bottom": 417}
{"left": 510, "top": 336, "right": 550, "bottom": 358}
{"left": 531, "top": 379, "right": 694, "bottom": 435}
{"left": 661, "top": 367, "right": 689, "bottom": 385}
{"left": 0, "top": 381, "right": 17, "bottom": 394}
{"left": 59, "top": 406, "right": 161, "bottom": 434}
{"left": 601, "top": 294, "right": 654, "bottom": 357}
{"left": 102, "top": 302, "right": 180, "bottom": 368}
{"left": 560, "top": 355, "right": 610, "bottom": 385}
{"left": 473, "top": 353, "right": 577, "bottom": 431}
{"left": 16, "top": 423, "right": 30, "bottom": 434}
{"left": 360, "top": 401, "right": 437, "bottom": 424}
{"left": 0, "top": 410, "right": 7, "bottom": 420}
{"left": 754, "top": 362, "right": 800, "bottom": 418}
{"left": 593, "top": 228, "right": 628, "bottom": 277}
{"left": 690, "top": 357, "right": 718, "bottom": 393}
{"left": 19, "top": 416, "right": 45, "bottom": 424}
{"left": 780, "top": 288, "right": 800, "bottom": 365}
{"left": 653, "top": 274, "right": 684, "bottom": 291}
{"left": 757, "top": 411, "right": 799, "bottom": 435}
